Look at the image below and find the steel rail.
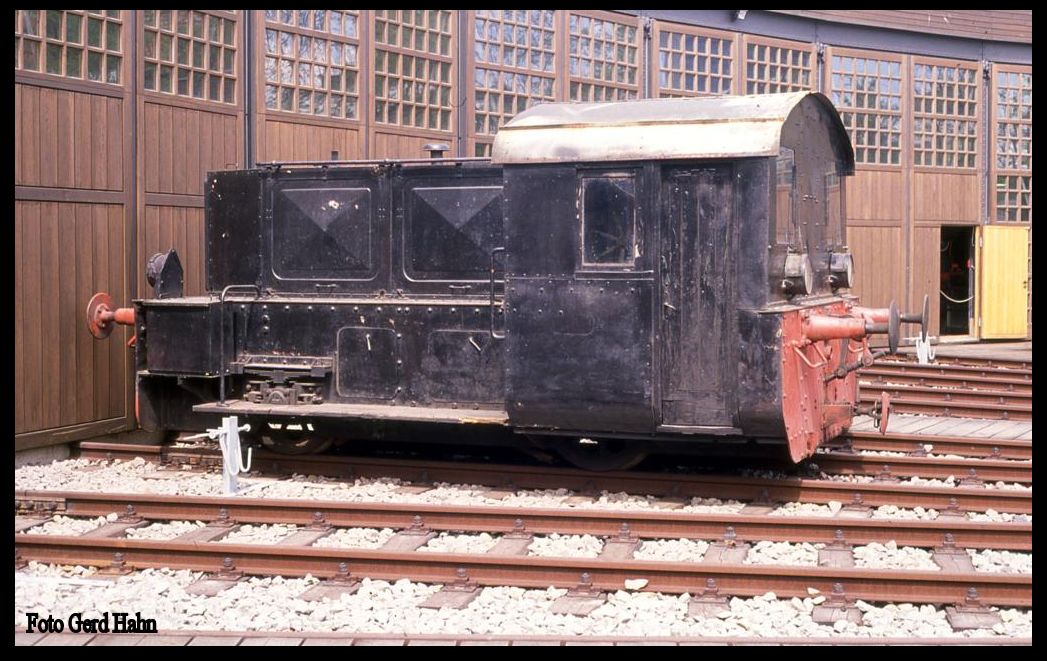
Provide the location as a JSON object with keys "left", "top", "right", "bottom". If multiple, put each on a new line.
{"left": 14, "top": 535, "right": 1032, "bottom": 607}
{"left": 873, "top": 356, "right": 1031, "bottom": 373}
{"left": 843, "top": 431, "right": 1031, "bottom": 461}
{"left": 811, "top": 451, "right": 1031, "bottom": 484}
{"left": 75, "top": 443, "right": 1034, "bottom": 514}
{"left": 856, "top": 394, "right": 1031, "bottom": 421}
{"left": 859, "top": 369, "right": 1032, "bottom": 393}
{"left": 14, "top": 630, "right": 1035, "bottom": 646}
{"left": 15, "top": 490, "right": 1032, "bottom": 550}
{"left": 858, "top": 384, "right": 1031, "bottom": 409}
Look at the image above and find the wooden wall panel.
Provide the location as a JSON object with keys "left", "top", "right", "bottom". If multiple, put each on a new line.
{"left": 262, "top": 119, "right": 363, "bottom": 162}
{"left": 15, "top": 86, "right": 124, "bottom": 191}
{"left": 143, "top": 102, "right": 241, "bottom": 195}
{"left": 911, "top": 226, "right": 942, "bottom": 338}
{"left": 371, "top": 129, "right": 446, "bottom": 159}
{"left": 913, "top": 172, "right": 980, "bottom": 223}
{"left": 848, "top": 225, "right": 905, "bottom": 311}
{"left": 845, "top": 170, "right": 906, "bottom": 223}
{"left": 138, "top": 206, "right": 207, "bottom": 297}
{"left": 15, "top": 201, "right": 128, "bottom": 434}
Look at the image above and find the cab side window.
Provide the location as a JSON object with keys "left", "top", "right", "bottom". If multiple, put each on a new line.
{"left": 581, "top": 175, "right": 637, "bottom": 267}
{"left": 774, "top": 147, "right": 801, "bottom": 247}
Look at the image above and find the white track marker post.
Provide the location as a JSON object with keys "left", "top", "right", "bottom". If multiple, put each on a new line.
{"left": 215, "top": 416, "right": 252, "bottom": 494}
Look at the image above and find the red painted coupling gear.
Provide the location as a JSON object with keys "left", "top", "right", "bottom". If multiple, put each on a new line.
{"left": 878, "top": 392, "right": 892, "bottom": 434}
{"left": 801, "top": 315, "right": 868, "bottom": 342}
{"left": 852, "top": 306, "right": 890, "bottom": 323}
{"left": 87, "top": 292, "right": 136, "bottom": 340}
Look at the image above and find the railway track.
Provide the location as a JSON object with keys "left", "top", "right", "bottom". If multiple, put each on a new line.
{"left": 14, "top": 630, "right": 1036, "bottom": 646}
{"left": 875, "top": 356, "right": 1031, "bottom": 372}
{"left": 859, "top": 358, "right": 1032, "bottom": 421}
{"left": 79, "top": 433, "right": 1030, "bottom": 486}
{"left": 857, "top": 387, "right": 1031, "bottom": 421}
{"left": 14, "top": 490, "right": 1033, "bottom": 607}
{"left": 860, "top": 366, "right": 1031, "bottom": 394}
{"left": 76, "top": 443, "right": 1033, "bottom": 513}
{"left": 842, "top": 431, "right": 1031, "bottom": 461}
{"left": 15, "top": 490, "right": 1034, "bottom": 550}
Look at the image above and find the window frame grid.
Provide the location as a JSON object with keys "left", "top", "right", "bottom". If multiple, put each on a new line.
{"left": 825, "top": 46, "right": 906, "bottom": 170}
{"left": 991, "top": 63, "right": 1032, "bottom": 223}
{"left": 473, "top": 66, "right": 557, "bottom": 137}
{"left": 16, "top": 10, "right": 125, "bottom": 86}
{"left": 911, "top": 55, "right": 980, "bottom": 171}
{"left": 372, "top": 9, "right": 456, "bottom": 134}
{"left": 141, "top": 9, "right": 239, "bottom": 106}
{"left": 988, "top": 64, "right": 1030, "bottom": 225}
{"left": 261, "top": 10, "right": 362, "bottom": 122}
{"left": 468, "top": 9, "right": 561, "bottom": 152}
{"left": 564, "top": 9, "right": 642, "bottom": 103}
{"left": 653, "top": 22, "right": 738, "bottom": 99}
{"left": 740, "top": 34, "right": 814, "bottom": 96}
{"left": 473, "top": 9, "right": 557, "bottom": 76}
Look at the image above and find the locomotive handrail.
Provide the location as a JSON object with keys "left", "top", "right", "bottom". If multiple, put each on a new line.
{"left": 255, "top": 157, "right": 492, "bottom": 168}
{"left": 489, "top": 247, "right": 506, "bottom": 340}
{"left": 218, "top": 284, "right": 262, "bottom": 406}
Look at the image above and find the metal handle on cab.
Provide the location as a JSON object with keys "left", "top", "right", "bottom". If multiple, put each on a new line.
{"left": 218, "top": 284, "right": 262, "bottom": 406}
{"left": 489, "top": 247, "right": 506, "bottom": 340}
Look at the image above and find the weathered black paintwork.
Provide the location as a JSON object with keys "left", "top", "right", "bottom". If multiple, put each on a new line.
{"left": 134, "top": 96, "right": 853, "bottom": 452}
{"left": 145, "top": 249, "right": 185, "bottom": 299}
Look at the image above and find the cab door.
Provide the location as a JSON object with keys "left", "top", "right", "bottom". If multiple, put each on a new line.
{"left": 976, "top": 225, "right": 1030, "bottom": 339}
{"left": 660, "top": 166, "right": 734, "bottom": 427}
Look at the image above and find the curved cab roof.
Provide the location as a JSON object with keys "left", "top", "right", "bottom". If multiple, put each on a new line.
{"left": 491, "top": 91, "right": 854, "bottom": 172}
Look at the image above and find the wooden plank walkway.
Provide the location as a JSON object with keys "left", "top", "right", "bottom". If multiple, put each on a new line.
{"left": 851, "top": 414, "right": 1032, "bottom": 440}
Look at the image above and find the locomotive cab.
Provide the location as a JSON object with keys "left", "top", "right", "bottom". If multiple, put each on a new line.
{"left": 492, "top": 92, "right": 923, "bottom": 463}
{"left": 88, "top": 92, "right": 926, "bottom": 467}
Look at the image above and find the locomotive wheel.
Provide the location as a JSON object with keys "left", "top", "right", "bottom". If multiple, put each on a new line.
{"left": 556, "top": 438, "right": 647, "bottom": 472}
{"left": 247, "top": 422, "right": 332, "bottom": 455}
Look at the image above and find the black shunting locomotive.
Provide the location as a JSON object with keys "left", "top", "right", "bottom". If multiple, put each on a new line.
{"left": 88, "top": 92, "right": 928, "bottom": 469}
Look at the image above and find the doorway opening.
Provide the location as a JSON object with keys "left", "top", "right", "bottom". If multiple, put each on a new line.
{"left": 940, "top": 226, "right": 975, "bottom": 336}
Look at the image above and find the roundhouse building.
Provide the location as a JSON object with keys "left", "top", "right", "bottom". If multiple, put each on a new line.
{"left": 14, "top": 10, "right": 1032, "bottom": 451}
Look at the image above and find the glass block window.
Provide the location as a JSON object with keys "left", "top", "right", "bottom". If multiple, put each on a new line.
{"left": 474, "top": 10, "right": 555, "bottom": 73}
{"left": 266, "top": 9, "right": 359, "bottom": 38}
{"left": 657, "top": 28, "right": 734, "bottom": 97}
{"left": 16, "top": 10, "right": 123, "bottom": 84}
{"left": 472, "top": 10, "right": 556, "bottom": 138}
{"left": 995, "top": 70, "right": 1032, "bottom": 172}
{"left": 912, "top": 62, "right": 978, "bottom": 168}
{"left": 474, "top": 68, "right": 555, "bottom": 136}
{"left": 830, "top": 54, "right": 903, "bottom": 165}
{"left": 744, "top": 40, "right": 812, "bottom": 94}
{"left": 373, "top": 9, "right": 454, "bottom": 131}
{"left": 995, "top": 175, "right": 1031, "bottom": 222}
{"left": 143, "top": 10, "right": 237, "bottom": 103}
{"left": 568, "top": 13, "right": 639, "bottom": 102}
{"left": 263, "top": 10, "right": 360, "bottom": 119}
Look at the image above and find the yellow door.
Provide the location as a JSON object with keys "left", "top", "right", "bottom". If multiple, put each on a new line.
{"left": 977, "top": 225, "right": 1030, "bottom": 339}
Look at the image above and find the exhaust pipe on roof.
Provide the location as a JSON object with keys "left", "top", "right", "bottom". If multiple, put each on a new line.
{"left": 423, "top": 143, "right": 450, "bottom": 159}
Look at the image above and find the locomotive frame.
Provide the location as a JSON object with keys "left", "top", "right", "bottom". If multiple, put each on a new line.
{"left": 89, "top": 92, "right": 926, "bottom": 468}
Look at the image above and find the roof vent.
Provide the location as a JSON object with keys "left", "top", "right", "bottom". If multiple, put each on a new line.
{"left": 423, "top": 143, "right": 450, "bottom": 159}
